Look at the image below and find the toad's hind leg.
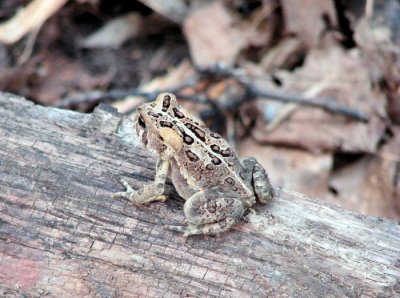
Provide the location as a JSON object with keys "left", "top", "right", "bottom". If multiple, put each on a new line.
{"left": 241, "top": 157, "right": 275, "bottom": 204}
{"left": 164, "top": 188, "right": 245, "bottom": 237}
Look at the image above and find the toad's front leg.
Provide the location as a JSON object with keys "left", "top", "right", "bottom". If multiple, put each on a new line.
{"left": 165, "top": 187, "right": 245, "bottom": 237}
{"left": 112, "top": 158, "right": 169, "bottom": 205}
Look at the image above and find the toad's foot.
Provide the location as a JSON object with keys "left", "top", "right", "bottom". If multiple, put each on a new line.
{"left": 112, "top": 179, "right": 167, "bottom": 205}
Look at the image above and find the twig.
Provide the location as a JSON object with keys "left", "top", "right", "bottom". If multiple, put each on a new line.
{"left": 57, "top": 63, "right": 369, "bottom": 124}
{"left": 247, "top": 86, "right": 368, "bottom": 122}
{"left": 56, "top": 85, "right": 227, "bottom": 129}
{"left": 55, "top": 89, "right": 157, "bottom": 108}
{"left": 56, "top": 89, "right": 213, "bottom": 110}
{"left": 56, "top": 77, "right": 201, "bottom": 108}
{"left": 199, "top": 64, "right": 369, "bottom": 122}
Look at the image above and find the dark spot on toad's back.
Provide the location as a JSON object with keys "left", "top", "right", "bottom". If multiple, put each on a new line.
{"left": 225, "top": 177, "right": 235, "bottom": 185}
{"left": 183, "top": 134, "right": 194, "bottom": 145}
{"left": 211, "top": 157, "right": 222, "bottom": 165}
{"left": 185, "top": 150, "right": 200, "bottom": 162}
{"left": 221, "top": 148, "right": 231, "bottom": 157}
{"left": 160, "top": 121, "right": 173, "bottom": 128}
{"left": 173, "top": 107, "right": 185, "bottom": 119}
{"left": 162, "top": 95, "right": 171, "bottom": 111}
{"left": 185, "top": 123, "right": 206, "bottom": 141}
{"left": 210, "top": 144, "right": 220, "bottom": 153}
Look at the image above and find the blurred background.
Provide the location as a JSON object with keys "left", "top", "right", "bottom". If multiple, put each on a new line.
{"left": 0, "top": 0, "right": 399, "bottom": 220}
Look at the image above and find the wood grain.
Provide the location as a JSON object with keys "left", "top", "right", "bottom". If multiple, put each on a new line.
{"left": 0, "top": 92, "right": 399, "bottom": 297}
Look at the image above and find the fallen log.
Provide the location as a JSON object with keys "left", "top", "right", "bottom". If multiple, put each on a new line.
{"left": 0, "top": 92, "right": 399, "bottom": 297}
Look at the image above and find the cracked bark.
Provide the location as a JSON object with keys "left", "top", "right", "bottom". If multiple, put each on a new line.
{"left": 0, "top": 92, "right": 399, "bottom": 297}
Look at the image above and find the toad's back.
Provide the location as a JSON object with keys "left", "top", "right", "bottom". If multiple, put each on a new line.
{"left": 137, "top": 93, "right": 254, "bottom": 199}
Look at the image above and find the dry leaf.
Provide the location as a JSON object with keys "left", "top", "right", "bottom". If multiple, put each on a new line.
{"left": 261, "top": 37, "right": 305, "bottom": 72}
{"left": 253, "top": 37, "right": 387, "bottom": 153}
{"left": 137, "top": 0, "right": 191, "bottom": 24}
{"left": 183, "top": 2, "right": 245, "bottom": 68}
{"left": 112, "top": 60, "right": 195, "bottom": 113}
{"left": 281, "top": 0, "right": 337, "bottom": 47}
{"left": 239, "top": 138, "right": 333, "bottom": 197}
{"left": 0, "top": 0, "right": 68, "bottom": 44}
{"left": 30, "top": 55, "right": 114, "bottom": 105}
{"left": 82, "top": 13, "right": 141, "bottom": 49}
{"left": 354, "top": 0, "right": 400, "bottom": 123}
{"left": 328, "top": 128, "right": 400, "bottom": 219}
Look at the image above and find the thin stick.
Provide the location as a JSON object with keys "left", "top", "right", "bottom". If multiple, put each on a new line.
{"left": 56, "top": 79, "right": 200, "bottom": 108}
{"left": 58, "top": 64, "right": 369, "bottom": 122}
{"left": 200, "top": 64, "right": 369, "bottom": 122}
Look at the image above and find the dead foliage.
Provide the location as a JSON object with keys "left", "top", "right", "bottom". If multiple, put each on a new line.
{"left": 0, "top": 0, "right": 399, "bottom": 219}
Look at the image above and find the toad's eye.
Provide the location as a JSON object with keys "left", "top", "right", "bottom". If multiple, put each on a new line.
{"left": 138, "top": 116, "right": 146, "bottom": 128}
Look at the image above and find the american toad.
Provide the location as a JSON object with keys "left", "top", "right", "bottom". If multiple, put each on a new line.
{"left": 113, "top": 93, "right": 275, "bottom": 236}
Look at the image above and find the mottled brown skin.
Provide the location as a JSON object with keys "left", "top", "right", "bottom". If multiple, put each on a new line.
{"left": 113, "top": 93, "right": 275, "bottom": 236}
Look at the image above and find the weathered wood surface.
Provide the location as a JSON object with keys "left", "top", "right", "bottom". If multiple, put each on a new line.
{"left": 0, "top": 92, "right": 399, "bottom": 297}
